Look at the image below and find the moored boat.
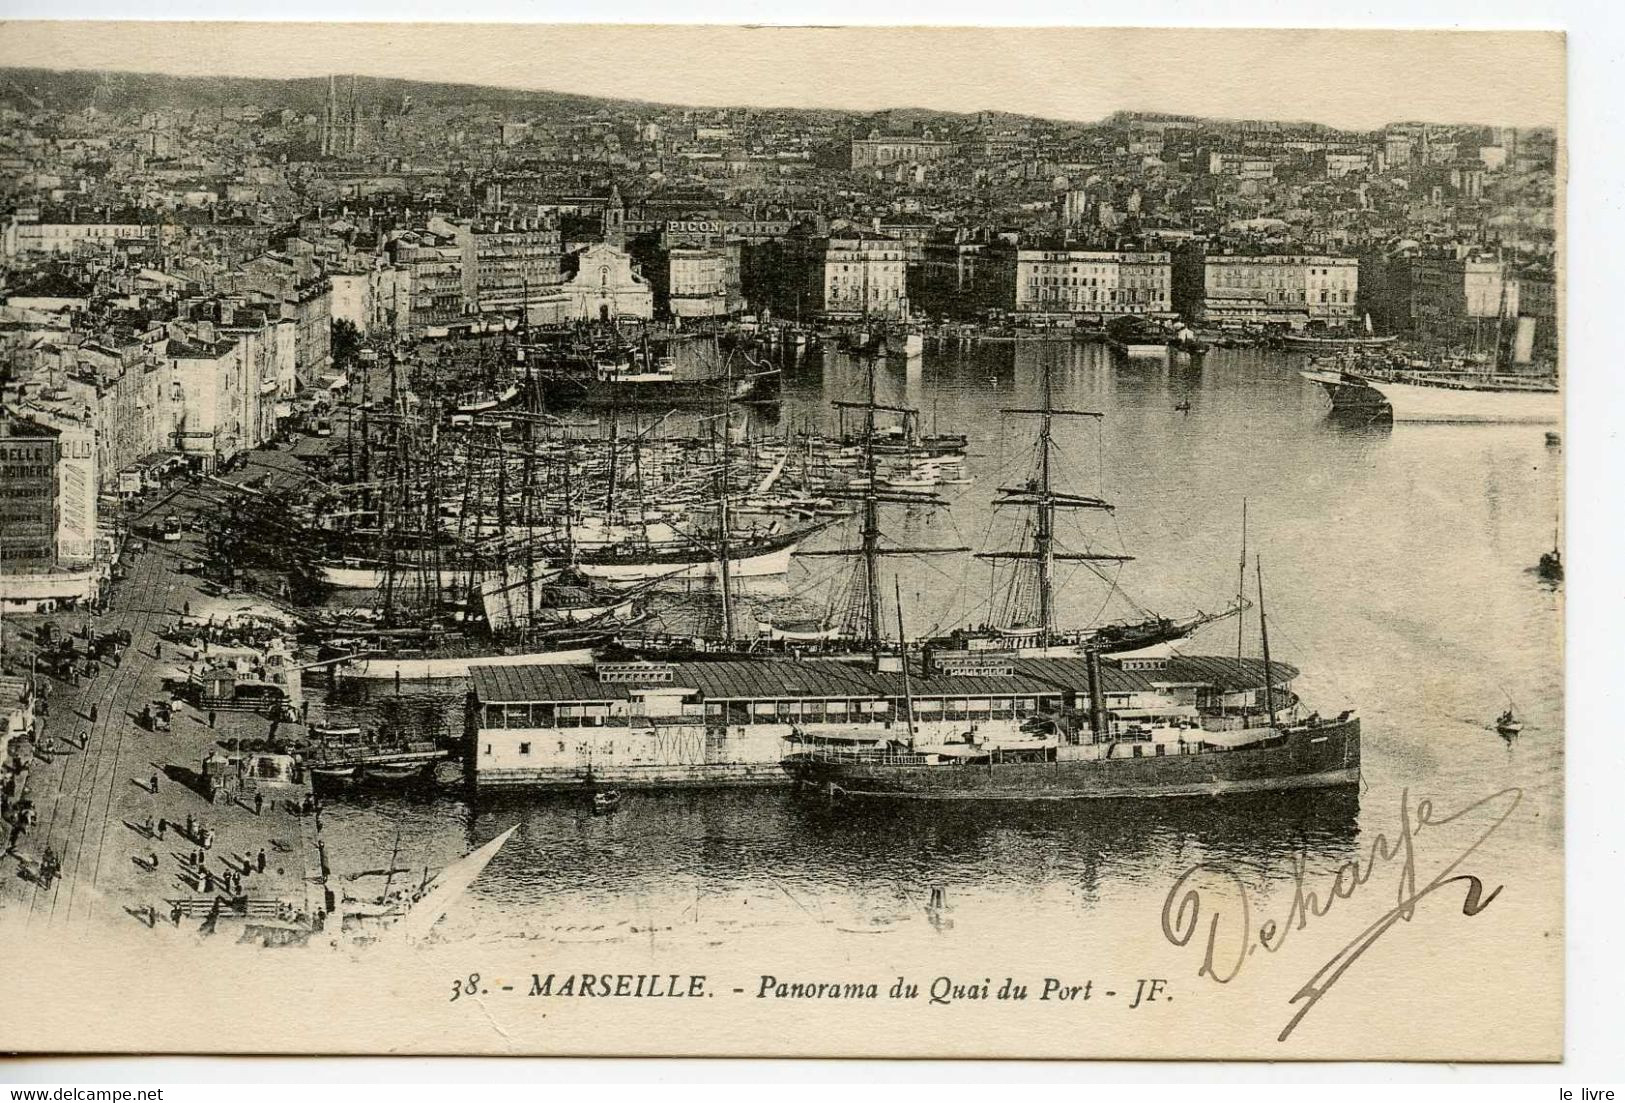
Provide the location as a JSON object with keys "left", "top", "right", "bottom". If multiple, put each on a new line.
{"left": 1299, "top": 366, "right": 1391, "bottom": 412}
{"left": 1279, "top": 333, "right": 1398, "bottom": 351}
{"left": 338, "top": 646, "right": 596, "bottom": 681}
{"left": 1362, "top": 374, "right": 1560, "bottom": 424}
{"left": 781, "top": 712, "right": 1360, "bottom": 800}
{"left": 572, "top": 526, "right": 811, "bottom": 585}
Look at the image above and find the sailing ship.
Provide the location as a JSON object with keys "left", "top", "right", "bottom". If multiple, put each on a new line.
{"left": 313, "top": 349, "right": 634, "bottom": 680}
{"left": 940, "top": 360, "right": 1245, "bottom": 658}
{"left": 346, "top": 826, "right": 517, "bottom": 943}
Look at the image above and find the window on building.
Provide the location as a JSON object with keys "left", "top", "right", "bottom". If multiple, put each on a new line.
{"left": 518, "top": 742, "right": 531, "bottom": 755}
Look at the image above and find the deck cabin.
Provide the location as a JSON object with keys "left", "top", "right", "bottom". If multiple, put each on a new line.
{"left": 466, "top": 653, "right": 1300, "bottom": 788}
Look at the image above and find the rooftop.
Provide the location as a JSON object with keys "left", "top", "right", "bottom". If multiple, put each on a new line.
{"left": 469, "top": 654, "right": 1298, "bottom": 705}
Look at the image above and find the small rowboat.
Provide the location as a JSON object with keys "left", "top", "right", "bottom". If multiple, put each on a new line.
{"left": 591, "top": 789, "right": 622, "bottom": 815}
{"left": 1495, "top": 709, "right": 1523, "bottom": 737}
{"left": 365, "top": 762, "right": 429, "bottom": 783}
{"left": 309, "top": 764, "right": 358, "bottom": 780}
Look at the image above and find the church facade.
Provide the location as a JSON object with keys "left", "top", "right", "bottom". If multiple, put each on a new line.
{"left": 560, "top": 242, "right": 654, "bottom": 321}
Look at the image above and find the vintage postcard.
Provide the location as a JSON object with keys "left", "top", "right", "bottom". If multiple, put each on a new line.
{"left": 0, "top": 23, "right": 1564, "bottom": 1060}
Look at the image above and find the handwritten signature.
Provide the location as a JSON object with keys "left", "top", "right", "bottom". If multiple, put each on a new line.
{"left": 1160, "top": 786, "right": 1523, "bottom": 1042}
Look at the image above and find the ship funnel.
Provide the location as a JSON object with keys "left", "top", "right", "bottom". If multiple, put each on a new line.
{"left": 1085, "top": 648, "right": 1109, "bottom": 741}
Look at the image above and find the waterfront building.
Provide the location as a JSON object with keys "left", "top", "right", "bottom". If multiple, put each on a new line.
{"left": 0, "top": 412, "right": 61, "bottom": 573}
{"left": 657, "top": 216, "right": 795, "bottom": 249}
{"left": 430, "top": 212, "right": 566, "bottom": 319}
{"left": 1199, "top": 253, "right": 1359, "bottom": 328}
{"left": 814, "top": 231, "right": 910, "bottom": 320}
{"left": 666, "top": 246, "right": 740, "bottom": 319}
{"left": 1407, "top": 254, "right": 1519, "bottom": 350}
{"left": 49, "top": 420, "right": 97, "bottom": 566}
{"left": 909, "top": 237, "right": 1014, "bottom": 320}
{"left": 465, "top": 655, "right": 1296, "bottom": 788}
{"left": 387, "top": 232, "right": 466, "bottom": 335}
{"left": 1014, "top": 250, "right": 1172, "bottom": 317}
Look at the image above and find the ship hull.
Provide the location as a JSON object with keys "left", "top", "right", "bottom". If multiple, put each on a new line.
{"left": 540, "top": 375, "right": 769, "bottom": 409}
{"left": 340, "top": 647, "right": 595, "bottom": 681}
{"left": 1299, "top": 368, "right": 1390, "bottom": 411}
{"left": 781, "top": 716, "right": 1359, "bottom": 800}
{"left": 317, "top": 562, "right": 561, "bottom": 591}
{"left": 1364, "top": 378, "right": 1560, "bottom": 423}
{"left": 575, "top": 538, "right": 798, "bottom": 584}
{"left": 1280, "top": 335, "right": 1397, "bottom": 351}
{"left": 1116, "top": 342, "right": 1169, "bottom": 359}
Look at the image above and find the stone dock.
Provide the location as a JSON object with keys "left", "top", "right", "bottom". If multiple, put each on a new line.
{"left": 1, "top": 444, "right": 334, "bottom": 942}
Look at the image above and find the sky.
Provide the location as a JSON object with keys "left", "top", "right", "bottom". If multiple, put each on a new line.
{"left": 0, "top": 22, "right": 1566, "bottom": 131}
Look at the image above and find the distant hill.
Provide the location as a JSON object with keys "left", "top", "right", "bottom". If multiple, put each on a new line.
{"left": 0, "top": 65, "right": 1085, "bottom": 133}
{"left": 0, "top": 67, "right": 639, "bottom": 121}
{"left": 0, "top": 65, "right": 1534, "bottom": 137}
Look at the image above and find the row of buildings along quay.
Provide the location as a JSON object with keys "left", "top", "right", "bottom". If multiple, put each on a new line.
{"left": 0, "top": 69, "right": 1556, "bottom": 936}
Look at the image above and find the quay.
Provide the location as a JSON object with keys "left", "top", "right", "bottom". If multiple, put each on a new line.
{"left": 0, "top": 444, "right": 335, "bottom": 943}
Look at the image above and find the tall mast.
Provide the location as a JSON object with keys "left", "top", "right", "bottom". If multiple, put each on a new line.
{"left": 978, "top": 362, "right": 1128, "bottom": 645}
{"left": 713, "top": 375, "right": 735, "bottom": 644}
{"left": 1035, "top": 362, "right": 1056, "bottom": 645}
{"left": 1256, "top": 556, "right": 1276, "bottom": 725}
{"left": 559, "top": 428, "right": 576, "bottom": 563}
{"left": 1236, "top": 498, "right": 1248, "bottom": 673}
{"left": 861, "top": 360, "right": 883, "bottom": 663}
{"left": 895, "top": 577, "right": 916, "bottom": 751}
{"left": 804, "top": 361, "right": 968, "bottom": 667}
{"left": 603, "top": 406, "right": 620, "bottom": 514}
{"left": 519, "top": 388, "right": 538, "bottom": 635}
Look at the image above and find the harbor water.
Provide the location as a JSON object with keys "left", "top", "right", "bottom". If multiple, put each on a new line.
{"left": 316, "top": 341, "right": 1563, "bottom": 952}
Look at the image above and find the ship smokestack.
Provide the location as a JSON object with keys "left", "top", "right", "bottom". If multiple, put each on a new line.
{"left": 1085, "top": 648, "right": 1109, "bottom": 741}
